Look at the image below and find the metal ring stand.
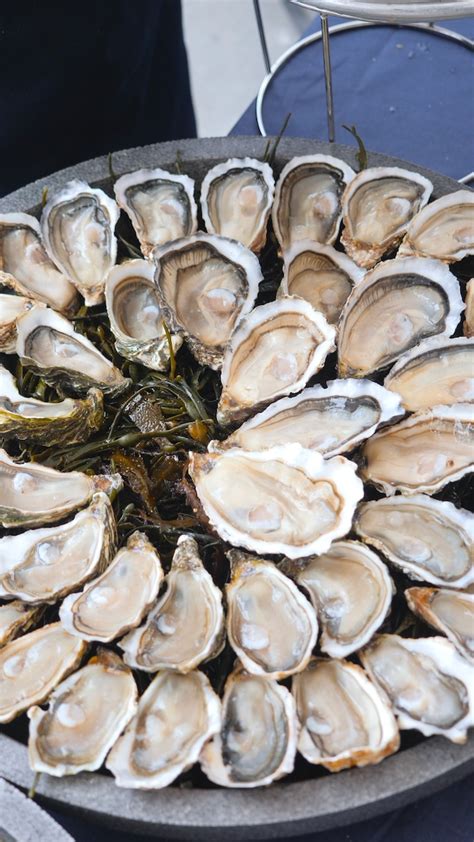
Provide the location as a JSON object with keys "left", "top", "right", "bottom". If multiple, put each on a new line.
{"left": 254, "top": 12, "right": 474, "bottom": 139}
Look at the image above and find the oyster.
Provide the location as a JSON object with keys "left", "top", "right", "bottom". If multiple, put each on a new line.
{"left": 200, "top": 664, "right": 297, "bottom": 787}
{"left": 398, "top": 190, "right": 474, "bottom": 262}
{"left": 225, "top": 550, "right": 317, "bottom": 679}
{"left": 106, "top": 669, "right": 221, "bottom": 788}
{"left": 154, "top": 232, "right": 262, "bottom": 369}
{"left": 0, "top": 622, "right": 86, "bottom": 723}
{"left": 384, "top": 336, "right": 474, "bottom": 411}
{"left": 0, "top": 213, "right": 79, "bottom": 315}
{"left": 0, "top": 493, "right": 116, "bottom": 602}
{"left": 189, "top": 444, "right": 363, "bottom": 558}
{"left": 201, "top": 157, "right": 274, "bottom": 252}
{"left": 28, "top": 650, "right": 137, "bottom": 776}
{"left": 340, "top": 167, "right": 432, "bottom": 268}
{"left": 114, "top": 167, "right": 197, "bottom": 256}
{"left": 120, "top": 534, "right": 224, "bottom": 672}
{"left": 41, "top": 180, "right": 119, "bottom": 306}
{"left": 354, "top": 495, "right": 473, "bottom": 589}
{"left": 0, "top": 294, "right": 35, "bottom": 353}
{"left": 0, "top": 448, "right": 122, "bottom": 528}
{"left": 0, "top": 364, "right": 103, "bottom": 446}
{"left": 105, "top": 259, "right": 182, "bottom": 371}
{"left": 60, "top": 532, "right": 163, "bottom": 642}
{"left": 293, "top": 658, "right": 399, "bottom": 771}
{"left": 278, "top": 240, "right": 365, "bottom": 324}
{"left": 406, "top": 587, "right": 474, "bottom": 664}
{"left": 0, "top": 602, "right": 43, "bottom": 646}
{"left": 272, "top": 154, "right": 355, "bottom": 251}
{"left": 217, "top": 297, "right": 335, "bottom": 424}
{"left": 337, "top": 257, "right": 464, "bottom": 377}
{"left": 360, "top": 634, "right": 474, "bottom": 743}
{"left": 361, "top": 404, "right": 473, "bottom": 495}
{"left": 282, "top": 540, "right": 393, "bottom": 658}
{"left": 464, "top": 279, "right": 474, "bottom": 338}
{"left": 16, "top": 305, "right": 129, "bottom": 395}
{"left": 217, "top": 379, "right": 403, "bottom": 456}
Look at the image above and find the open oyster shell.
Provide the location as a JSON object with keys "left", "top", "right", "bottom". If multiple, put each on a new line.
{"left": 41, "top": 180, "right": 119, "bottom": 306}
{"left": 16, "top": 305, "right": 129, "bottom": 396}
{"left": 0, "top": 492, "right": 116, "bottom": 602}
{"left": 360, "top": 634, "right": 474, "bottom": 743}
{"left": 200, "top": 663, "right": 298, "bottom": 787}
{"left": 272, "top": 154, "right": 355, "bottom": 251}
{"left": 281, "top": 540, "right": 393, "bottom": 658}
{"left": 114, "top": 167, "right": 198, "bottom": 256}
{"left": 0, "top": 622, "right": 87, "bottom": 723}
{"left": 0, "top": 213, "right": 79, "bottom": 315}
{"left": 354, "top": 495, "right": 473, "bottom": 589}
{"left": 384, "top": 336, "right": 474, "bottom": 412}
{"left": 340, "top": 167, "right": 432, "bottom": 268}
{"left": 217, "top": 379, "right": 403, "bottom": 456}
{"left": 189, "top": 444, "right": 363, "bottom": 558}
{"left": 398, "top": 190, "right": 474, "bottom": 262}
{"left": 154, "top": 232, "right": 262, "bottom": 369}
{"left": 361, "top": 404, "right": 474, "bottom": 495}
{"left": 277, "top": 240, "right": 365, "bottom": 324}
{"left": 293, "top": 658, "right": 399, "bottom": 771}
{"left": 0, "top": 448, "right": 122, "bottom": 528}
{"left": 60, "top": 532, "right": 163, "bottom": 643}
{"left": 406, "top": 587, "right": 474, "bottom": 664}
{"left": 106, "top": 669, "right": 221, "bottom": 788}
{"left": 120, "top": 534, "right": 224, "bottom": 673}
{"left": 0, "top": 602, "right": 43, "bottom": 647}
{"left": 337, "top": 257, "right": 464, "bottom": 378}
{"left": 464, "top": 279, "right": 474, "bottom": 337}
{"left": 217, "top": 296, "right": 335, "bottom": 424}
{"left": 225, "top": 550, "right": 317, "bottom": 679}
{"left": 105, "top": 259, "right": 182, "bottom": 371}
{"left": 0, "top": 294, "right": 35, "bottom": 353}
{"left": 201, "top": 157, "right": 274, "bottom": 252}
{"left": 28, "top": 650, "right": 137, "bottom": 776}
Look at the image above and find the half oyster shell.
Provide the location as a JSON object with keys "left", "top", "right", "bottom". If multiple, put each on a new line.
{"left": 28, "top": 650, "right": 137, "bottom": 776}
{"left": 272, "top": 154, "right": 355, "bottom": 251}
{"left": 293, "top": 658, "right": 399, "bottom": 771}
{"left": 154, "top": 232, "right": 262, "bottom": 369}
{"left": 200, "top": 664, "right": 297, "bottom": 787}
{"left": 337, "top": 257, "right": 464, "bottom": 377}
{"left": 406, "top": 587, "right": 474, "bottom": 664}
{"left": 201, "top": 157, "right": 274, "bottom": 252}
{"left": 41, "top": 180, "right": 119, "bottom": 306}
{"left": 120, "top": 534, "right": 224, "bottom": 673}
{"left": 0, "top": 294, "right": 35, "bottom": 353}
{"left": 398, "top": 190, "right": 474, "bottom": 262}
{"left": 340, "top": 167, "right": 432, "bottom": 268}
{"left": 464, "top": 279, "right": 474, "bottom": 337}
{"left": 189, "top": 444, "right": 363, "bottom": 558}
{"left": 225, "top": 550, "right": 317, "bottom": 679}
{"left": 217, "top": 297, "right": 335, "bottom": 424}
{"left": 114, "top": 167, "right": 197, "bottom": 256}
{"left": 0, "top": 602, "right": 43, "bottom": 646}
{"left": 106, "top": 669, "right": 221, "bottom": 788}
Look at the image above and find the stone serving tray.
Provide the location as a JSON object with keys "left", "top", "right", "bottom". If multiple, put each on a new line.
{"left": 0, "top": 136, "right": 472, "bottom": 839}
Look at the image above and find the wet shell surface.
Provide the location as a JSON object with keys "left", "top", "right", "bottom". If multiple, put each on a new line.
{"left": 398, "top": 190, "right": 474, "bottom": 262}
{"left": 0, "top": 294, "right": 35, "bottom": 353}
{"left": 0, "top": 602, "right": 43, "bottom": 647}
{"left": 406, "top": 587, "right": 474, "bottom": 664}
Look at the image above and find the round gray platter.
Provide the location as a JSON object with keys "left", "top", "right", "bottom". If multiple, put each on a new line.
{"left": 0, "top": 136, "right": 473, "bottom": 839}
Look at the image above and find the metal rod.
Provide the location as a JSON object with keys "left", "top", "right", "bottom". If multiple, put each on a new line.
{"left": 320, "top": 14, "right": 335, "bottom": 142}
{"left": 253, "top": 0, "right": 272, "bottom": 74}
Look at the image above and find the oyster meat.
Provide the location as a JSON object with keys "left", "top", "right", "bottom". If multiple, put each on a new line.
{"left": 337, "top": 257, "right": 464, "bottom": 377}
{"left": 114, "top": 167, "right": 197, "bottom": 256}
{"left": 361, "top": 404, "right": 473, "bottom": 495}
{"left": 398, "top": 190, "right": 474, "bottom": 262}
{"left": 41, "top": 180, "right": 119, "bottom": 306}
{"left": 464, "top": 279, "right": 474, "bottom": 338}
{"left": 225, "top": 550, "right": 317, "bottom": 679}
{"left": 272, "top": 154, "right": 355, "bottom": 250}
{"left": 120, "top": 535, "right": 224, "bottom": 672}
{"left": 201, "top": 157, "right": 274, "bottom": 252}
{"left": 340, "top": 167, "right": 432, "bottom": 268}
{"left": 293, "top": 658, "right": 399, "bottom": 771}
{"left": 360, "top": 634, "right": 474, "bottom": 743}
{"left": 0, "top": 602, "right": 43, "bottom": 646}
{"left": 406, "top": 587, "right": 474, "bottom": 664}
{"left": 28, "top": 650, "right": 137, "bottom": 776}
{"left": 0, "top": 294, "right": 34, "bottom": 353}
{"left": 189, "top": 444, "right": 363, "bottom": 558}
{"left": 201, "top": 664, "right": 297, "bottom": 787}
{"left": 106, "top": 669, "right": 221, "bottom": 788}
{"left": 217, "top": 297, "right": 335, "bottom": 424}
